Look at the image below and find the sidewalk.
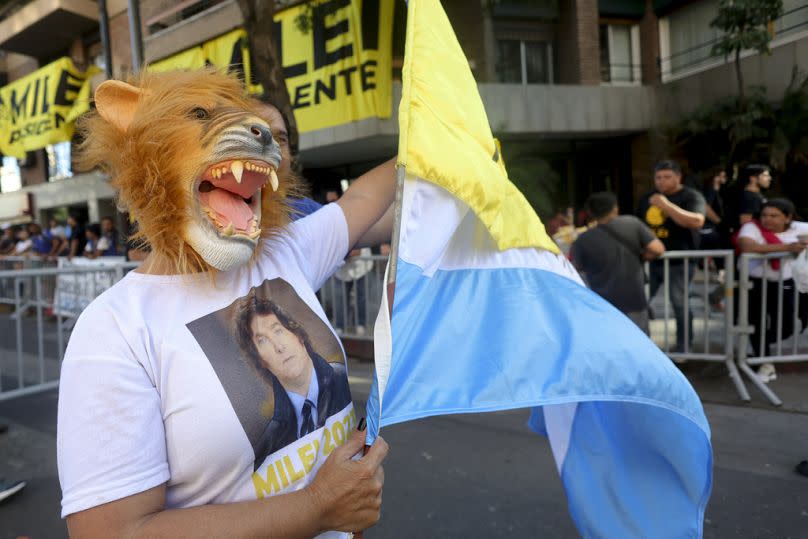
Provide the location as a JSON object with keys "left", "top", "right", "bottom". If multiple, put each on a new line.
{"left": 683, "top": 361, "right": 808, "bottom": 413}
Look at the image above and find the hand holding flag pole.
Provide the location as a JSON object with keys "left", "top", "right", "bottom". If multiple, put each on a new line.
{"left": 353, "top": 163, "right": 406, "bottom": 539}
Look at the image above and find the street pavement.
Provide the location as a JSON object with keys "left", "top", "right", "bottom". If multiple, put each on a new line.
{"left": 1, "top": 357, "right": 807, "bottom": 539}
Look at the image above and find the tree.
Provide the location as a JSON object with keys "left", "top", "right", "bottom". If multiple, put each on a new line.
{"left": 236, "top": 0, "right": 300, "bottom": 158}
{"left": 710, "top": 0, "right": 784, "bottom": 105}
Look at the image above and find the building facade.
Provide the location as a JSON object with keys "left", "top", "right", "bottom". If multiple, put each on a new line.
{"left": 0, "top": 0, "right": 807, "bottom": 226}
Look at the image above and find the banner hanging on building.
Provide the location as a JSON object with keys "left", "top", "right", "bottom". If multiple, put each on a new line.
{"left": 149, "top": 0, "right": 394, "bottom": 133}
{"left": 150, "top": 28, "right": 251, "bottom": 78}
{"left": 0, "top": 57, "right": 99, "bottom": 159}
{"left": 274, "top": 0, "right": 394, "bottom": 132}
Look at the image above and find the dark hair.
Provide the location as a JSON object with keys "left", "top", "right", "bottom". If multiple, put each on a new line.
{"left": 234, "top": 291, "right": 314, "bottom": 386}
{"left": 654, "top": 160, "right": 682, "bottom": 175}
{"left": 762, "top": 198, "right": 796, "bottom": 220}
{"left": 86, "top": 223, "right": 101, "bottom": 237}
{"left": 742, "top": 164, "right": 769, "bottom": 186}
{"left": 585, "top": 192, "right": 618, "bottom": 220}
{"left": 702, "top": 166, "right": 725, "bottom": 189}
{"left": 253, "top": 95, "right": 292, "bottom": 148}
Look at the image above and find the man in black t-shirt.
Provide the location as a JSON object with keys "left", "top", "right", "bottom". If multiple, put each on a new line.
{"left": 572, "top": 192, "right": 665, "bottom": 333}
{"left": 737, "top": 164, "right": 771, "bottom": 228}
{"left": 66, "top": 214, "right": 86, "bottom": 260}
{"left": 637, "top": 160, "right": 707, "bottom": 352}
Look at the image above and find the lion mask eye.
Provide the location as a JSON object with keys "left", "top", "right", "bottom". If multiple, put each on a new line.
{"left": 190, "top": 107, "right": 210, "bottom": 121}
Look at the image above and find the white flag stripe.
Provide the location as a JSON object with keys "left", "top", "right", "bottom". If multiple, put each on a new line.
{"left": 399, "top": 172, "right": 582, "bottom": 283}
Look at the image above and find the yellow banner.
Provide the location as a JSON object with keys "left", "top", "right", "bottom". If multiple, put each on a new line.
{"left": 274, "top": 0, "right": 393, "bottom": 132}
{"left": 150, "top": 28, "right": 249, "bottom": 76}
{"left": 149, "top": 0, "right": 393, "bottom": 133}
{"left": 0, "top": 57, "right": 99, "bottom": 159}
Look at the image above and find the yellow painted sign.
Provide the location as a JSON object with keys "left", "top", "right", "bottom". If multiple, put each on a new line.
{"left": 274, "top": 0, "right": 394, "bottom": 132}
{"left": 0, "top": 57, "right": 99, "bottom": 159}
{"left": 150, "top": 28, "right": 250, "bottom": 77}
{"left": 149, "top": 0, "right": 394, "bottom": 133}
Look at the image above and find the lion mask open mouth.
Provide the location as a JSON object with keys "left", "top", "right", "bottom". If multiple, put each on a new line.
{"left": 197, "top": 159, "right": 279, "bottom": 241}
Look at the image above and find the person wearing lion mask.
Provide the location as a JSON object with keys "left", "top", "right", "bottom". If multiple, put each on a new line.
{"left": 57, "top": 69, "right": 391, "bottom": 538}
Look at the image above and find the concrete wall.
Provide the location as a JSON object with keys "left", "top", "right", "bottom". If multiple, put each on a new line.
{"left": 25, "top": 173, "right": 116, "bottom": 222}
{"left": 479, "top": 83, "right": 656, "bottom": 135}
{"left": 658, "top": 32, "right": 808, "bottom": 121}
{"left": 143, "top": 0, "right": 242, "bottom": 63}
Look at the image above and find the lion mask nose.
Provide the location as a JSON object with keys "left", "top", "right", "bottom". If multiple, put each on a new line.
{"left": 250, "top": 124, "right": 273, "bottom": 147}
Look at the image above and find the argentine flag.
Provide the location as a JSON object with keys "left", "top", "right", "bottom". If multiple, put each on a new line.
{"left": 365, "top": 1, "right": 713, "bottom": 537}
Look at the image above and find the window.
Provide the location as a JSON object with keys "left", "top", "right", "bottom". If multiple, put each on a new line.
{"left": 46, "top": 141, "right": 73, "bottom": 181}
{"left": 0, "top": 157, "right": 22, "bottom": 193}
{"left": 600, "top": 24, "right": 641, "bottom": 83}
{"left": 496, "top": 39, "right": 552, "bottom": 84}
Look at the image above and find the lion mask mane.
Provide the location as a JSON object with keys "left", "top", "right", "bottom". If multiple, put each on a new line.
{"left": 76, "top": 69, "right": 300, "bottom": 273}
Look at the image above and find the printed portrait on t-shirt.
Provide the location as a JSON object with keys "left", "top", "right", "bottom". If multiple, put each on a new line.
{"left": 187, "top": 278, "right": 355, "bottom": 497}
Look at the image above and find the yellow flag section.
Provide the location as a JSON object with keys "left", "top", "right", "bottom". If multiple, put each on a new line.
{"left": 276, "top": 0, "right": 393, "bottom": 132}
{"left": 0, "top": 58, "right": 99, "bottom": 159}
{"left": 398, "top": 0, "right": 557, "bottom": 253}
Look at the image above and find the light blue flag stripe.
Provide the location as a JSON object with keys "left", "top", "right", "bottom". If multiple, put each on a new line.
{"left": 366, "top": 258, "right": 712, "bottom": 538}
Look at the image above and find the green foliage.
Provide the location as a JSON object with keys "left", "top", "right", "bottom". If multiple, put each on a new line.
{"left": 678, "top": 87, "right": 772, "bottom": 166}
{"left": 710, "top": 0, "right": 784, "bottom": 58}
{"left": 770, "top": 68, "right": 808, "bottom": 169}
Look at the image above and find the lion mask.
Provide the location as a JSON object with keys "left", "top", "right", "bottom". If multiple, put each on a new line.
{"left": 76, "top": 69, "right": 296, "bottom": 273}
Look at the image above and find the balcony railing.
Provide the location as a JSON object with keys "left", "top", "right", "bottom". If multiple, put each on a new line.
{"left": 659, "top": 4, "right": 808, "bottom": 81}
{"left": 600, "top": 62, "right": 642, "bottom": 84}
{"left": 145, "top": 0, "right": 227, "bottom": 35}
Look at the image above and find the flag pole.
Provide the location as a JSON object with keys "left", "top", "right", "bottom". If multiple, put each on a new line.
{"left": 354, "top": 162, "right": 405, "bottom": 539}
{"left": 385, "top": 163, "right": 406, "bottom": 313}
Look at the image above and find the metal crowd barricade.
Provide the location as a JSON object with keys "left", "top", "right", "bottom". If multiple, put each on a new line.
{"left": 647, "top": 250, "right": 750, "bottom": 401}
{"left": 0, "top": 256, "right": 59, "bottom": 318}
{"left": 319, "top": 254, "right": 387, "bottom": 340}
{"left": 0, "top": 262, "right": 139, "bottom": 402}
{"left": 736, "top": 252, "right": 808, "bottom": 406}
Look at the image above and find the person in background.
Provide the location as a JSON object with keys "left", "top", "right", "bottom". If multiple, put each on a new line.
{"left": 572, "top": 192, "right": 665, "bottom": 333}
{"left": 28, "top": 223, "right": 54, "bottom": 258}
{"left": 123, "top": 220, "right": 150, "bottom": 262}
{"left": 700, "top": 167, "right": 727, "bottom": 249}
{"left": 0, "top": 225, "right": 18, "bottom": 255}
{"left": 251, "top": 97, "right": 323, "bottom": 221}
{"left": 546, "top": 208, "right": 571, "bottom": 237}
{"left": 46, "top": 218, "right": 69, "bottom": 258}
{"left": 637, "top": 160, "right": 707, "bottom": 353}
{"left": 83, "top": 223, "right": 101, "bottom": 259}
{"left": 97, "top": 217, "right": 119, "bottom": 256}
{"left": 738, "top": 164, "right": 771, "bottom": 227}
{"left": 701, "top": 167, "right": 728, "bottom": 310}
{"left": 13, "top": 228, "right": 32, "bottom": 256}
{"left": 737, "top": 198, "right": 808, "bottom": 382}
{"left": 67, "top": 214, "right": 86, "bottom": 260}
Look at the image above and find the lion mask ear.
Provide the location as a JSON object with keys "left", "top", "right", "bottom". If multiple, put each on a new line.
{"left": 94, "top": 80, "right": 144, "bottom": 132}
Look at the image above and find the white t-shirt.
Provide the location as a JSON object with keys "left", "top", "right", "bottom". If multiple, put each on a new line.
{"left": 738, "top": 220, "right": 808, "bottom": 280}
{"left": 57, "top": 204, "right": 354, "bottom": 539}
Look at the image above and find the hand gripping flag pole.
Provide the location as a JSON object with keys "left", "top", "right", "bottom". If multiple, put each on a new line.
{"left": 353, "top": 163, "right": 405, "bottom": 539}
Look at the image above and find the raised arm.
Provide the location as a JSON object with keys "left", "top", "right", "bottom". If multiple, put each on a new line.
{"left": 649, "top": 194, "right": 705, "bottom": 229}
{"left": 336, "top": 159, "right": 397, "bottom": 251}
